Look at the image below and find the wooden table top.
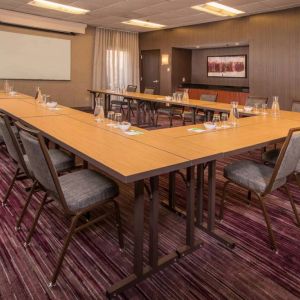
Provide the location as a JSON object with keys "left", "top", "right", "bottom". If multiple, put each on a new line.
{"left": 89, "top": 89, "right": 251, "bottom": 114}
{"left": 2, "top": 92, "right": 300, "bottom": 183}
{"left": 179, "top": 117, "right": 300, "bottom": 156}
{"left": 20, "top": 115, "right": 196, "bottom": 183}
{"left": 67, "top": 113, "right": 221, "bottom": 165}
{"left": 0, "top": 92, "right": 33, "bottom": 99}
{"left": 0, "top": 98, "right": 83, "bottom": 119}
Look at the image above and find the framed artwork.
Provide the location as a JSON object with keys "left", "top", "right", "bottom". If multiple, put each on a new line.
{"left": 207, "top": 55, "right": 247, "bottom": 78}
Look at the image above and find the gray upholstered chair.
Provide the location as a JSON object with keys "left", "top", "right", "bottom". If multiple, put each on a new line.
{"left": 16, "top": 122, "right": 123, "bottom": 287}
{"left": 291, "top": 100, "right": 300, "bottom": 112}
{"left": 263, "top": 100, "right": 300, "bottom": 160}
{"left": 0, "top": 113, "right": 75, "bottom": 229}
{"left": 110, "top": 84, "right": 137, "bottom": 114}
{"left": 155, "top": 92, "right": 185, "bottom": 127}
{"left": 183, "top": 94, "right": 218, "bottom": 124}
{"left": 140, "top": 87, "right": 156, "bottom": 125}
{"left": 220, "top": 127, "right": 300, "bottom": 250}
{"left": 245, "top": 96, "right": 268, "bottom": 107}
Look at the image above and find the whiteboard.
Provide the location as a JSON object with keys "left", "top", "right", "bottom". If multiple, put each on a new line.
{"left": 0, "top": 31, "right": 71, "bottom": 80}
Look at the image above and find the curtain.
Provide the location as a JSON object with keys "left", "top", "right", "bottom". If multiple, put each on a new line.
{"left": 93, "top": 28, "right": 140, "bottom": 92}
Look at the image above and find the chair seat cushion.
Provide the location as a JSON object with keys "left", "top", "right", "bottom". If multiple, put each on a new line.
{"left": 59, "top": 169, "right": 119, "bottom": 212}
{"left": 262, "top": 149, "right": 280, "bottom": 165}
{"left": 23, "top": 149, "right": 74, "bottom": 176}
{"left": 224, "top": 160, "right": 286, "bottom": 193}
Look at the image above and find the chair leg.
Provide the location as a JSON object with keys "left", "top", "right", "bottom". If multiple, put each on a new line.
{"left": 49, "top": 214, "right": 80, "bottom": 287}
{"left": 283, "top": 184, "right": 300, "bottom": 226}
{"left": 219, "top": 180, "right": 230, "bottom": 220}
{"left": 257, "top": 194, "right": 277, "bottom": 251}
{"left": 113, "top": 200, "right": 124, "bottom": 249}
{"left": 24, "top": 192, "right": 48, "bottom": 247}
{"left": 247, "top": 190, "right": 252, "bottom": 205}
{"left": 2, "top": 168, "right": 20, "bottom": 206}
{"left": 155, "top": 113, "right": 159, "bottom": 127}
{"left": 15, "top": 180, "right": 38, "bottom": 231}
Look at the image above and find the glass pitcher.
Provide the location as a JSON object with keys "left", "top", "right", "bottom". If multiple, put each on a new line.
{"left": 4, "top": 80, "right": 9, "bottom": 93}
{"left": 183, "top": 89, "right": 189, "bottom": 101}
{"left": 271, "top": 96, "right": 280, "bottom": 117}
{"left": 229, "top": 101, "right": 239, "bottom": 127}
{"left": 94, "top": 97, "right": 104, "bottom": 122}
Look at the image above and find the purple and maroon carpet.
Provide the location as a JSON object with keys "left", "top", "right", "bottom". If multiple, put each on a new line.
{"left": 1, "top": 121, "right": 300, "bottom": 299}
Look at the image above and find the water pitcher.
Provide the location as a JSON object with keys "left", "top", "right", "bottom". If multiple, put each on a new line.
{"left": 271, "top": 96, "right": 280, "bottom": 117}
{"left": 229, "top": 101, "right": 239, "bottom": 127}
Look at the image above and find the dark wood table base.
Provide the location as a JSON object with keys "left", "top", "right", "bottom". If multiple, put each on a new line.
{"left": 106, "top": 167, "right": 203, "bottom": 298}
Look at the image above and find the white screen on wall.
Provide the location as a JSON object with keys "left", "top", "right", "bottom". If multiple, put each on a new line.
{"left": 0, "top": 31, "right": 71, "bottom": 80}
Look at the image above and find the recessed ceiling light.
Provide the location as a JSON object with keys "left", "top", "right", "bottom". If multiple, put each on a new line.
{"left": 191, "top": 2, "right": 244, "bottom": 17}
{"left": 28, "top": 0, "right": 90, "bottom": 15}
{"left": 122, "top": 19, "right": 165, "bottom": 29}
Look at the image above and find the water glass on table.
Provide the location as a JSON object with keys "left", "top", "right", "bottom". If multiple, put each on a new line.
{"left": 114, "top": 112, "right": 122, "bottom": 127}
{"left": 221, "top": 113, "right": 230, "bottom": 128}
{"left": 107, "top": 111, "right": 115, "bottom": 126}
{"left": 261, "top": 104, "right": 268, "bottom": 115}
{"left": 212, "top": 113, "right": 221, "bottom": 128}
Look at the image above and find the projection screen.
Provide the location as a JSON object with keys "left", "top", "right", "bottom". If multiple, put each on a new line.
{"left": 0, "top": 30, "right": 71, "bottom": 80}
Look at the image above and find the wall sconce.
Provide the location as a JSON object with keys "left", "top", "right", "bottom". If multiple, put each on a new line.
{"left": 161, "top": 54, "right": 169, "bottom": 65}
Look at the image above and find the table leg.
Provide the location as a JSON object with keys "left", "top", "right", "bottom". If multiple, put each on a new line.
{"left": 196, "top": 164, "right": 204, "bottom": 227}
{"left": 186, "top": 166, "right": 195, "bottom": 247}
{"left": 106, "top": 172, "right": 202, "bottom": 298}
{"left": 192, "top": 108, "right": 196, "bottom": 124}
{"left": 133, "top": 180, "right": 144, "bottom": 276}
{"left": 149, "top": 176, "right": 159, "bottom": 268}
{"left": 137, "top": 100, "right": 141, "bottom": 126}
{"left": 168, "top": 171, "right": 176, "bottom": 209}
{"left": 199, "top": 160, "right": 235, "bottom": 248}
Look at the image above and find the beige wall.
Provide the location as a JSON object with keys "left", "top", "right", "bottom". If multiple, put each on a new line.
{"left": 140, "top": 7, "right": 300, "bottom": 110}
{"left": 0, "top": 24, "right": 95, "bottom": 107}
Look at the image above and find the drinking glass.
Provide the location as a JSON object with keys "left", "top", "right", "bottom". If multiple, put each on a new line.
{"left": 261, "top": 103, "right": 268, "bottom": 115}
{"left": 107, "top": 111, "right": 115, "bottom": 126}
{"left": 212, "top": 113, "right": 221, "bottom": 127}
{"left": 114, "top": 112, "right": 122, "bottom": 127}
{"left": 221, "top": 113, "right": 230, "bottom": 128}
{"left": 172, "top": 92, "right": 176, "bottom": 101}
{"left": 253, "top": 103, "right": 260, "bottom": 114}
{"left": 42, "top": 94, "right": 49, "bottom": 106}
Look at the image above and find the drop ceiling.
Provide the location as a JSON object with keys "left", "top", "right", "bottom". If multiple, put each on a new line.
{"left": 0, "top": 0, "right": 299, "bottom": 32}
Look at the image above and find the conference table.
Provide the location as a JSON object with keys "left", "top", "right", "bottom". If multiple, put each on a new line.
{"left": 88, "top": 89, "right": 254, "bottom": 124}
{"left": 1, "top": 91, "right": 300, "bottom": 297}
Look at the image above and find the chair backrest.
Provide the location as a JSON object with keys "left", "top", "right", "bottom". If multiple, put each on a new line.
{"left": 291, "top": 100, "right": 300, "bottom": 112}
{"left": 266, "top": 127, "right": 300, "bottom": 194}
{"left": 144, "top": 88, "right": 155, "bottom": 95}
{"left": 200, "top": 94, "right": 217, "bottom": 102}
{"left": 126, "top": 85, "right": 137, "bottom": 92}
{"left": 0, "top": 113, "right": 29, "bottom": 175}
{"left": 16, "top": 122, "right": 69, "bottom": 212}
{"left": 246, "top": 96, "right": 268, "bottom": 107}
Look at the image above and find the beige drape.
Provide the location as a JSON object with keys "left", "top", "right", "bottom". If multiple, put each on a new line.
{"left": 93, "top": 28, "right": 139, "bottom": 91}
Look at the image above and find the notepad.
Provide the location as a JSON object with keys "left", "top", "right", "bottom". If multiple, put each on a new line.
{"left": 187, "top": 128, "right": 206, "bottom": 133}
{"left": 124, "top": 130, "right": 144, "bottom": 136}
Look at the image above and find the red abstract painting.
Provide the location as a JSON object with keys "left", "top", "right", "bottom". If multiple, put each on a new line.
{"left": 207, "top": 55, "right": 246, "bottom": 78}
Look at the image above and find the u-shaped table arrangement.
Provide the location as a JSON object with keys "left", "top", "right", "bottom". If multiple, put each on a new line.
{"left": 1, "top": 90, "right": 300, "bottom": 297}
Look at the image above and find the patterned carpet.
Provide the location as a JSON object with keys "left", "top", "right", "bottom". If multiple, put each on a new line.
{"left": 1, "top": 128, "right": 300, "bottom": 299}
